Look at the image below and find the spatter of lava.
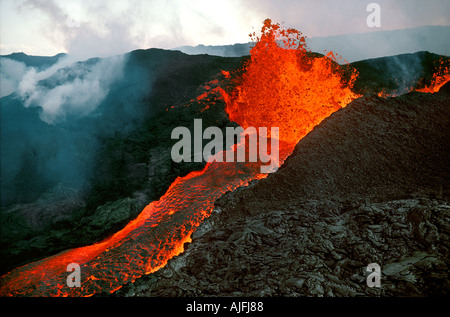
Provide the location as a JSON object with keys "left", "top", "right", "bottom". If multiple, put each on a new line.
{"left": 415, "top": 58, "right": 450, "bottom": 93}
{"left": 378, "top": 57, "right": 450, "bottom": 97}
{"left": 0, "top": 19, "right": 359, "bottom": 297}
{"left": 226, "top": 19, "right": 359, "bottom": 145}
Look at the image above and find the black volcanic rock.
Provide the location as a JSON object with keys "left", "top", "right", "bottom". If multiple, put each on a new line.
{"left": 231, "top": 91, "right": 450, "bottom": 211}
{"left": 2, "top": 47, "right": 449, "bottom": 293}
{"left": 439, "top": 80, "right": 450, "bottom": 95}
{"left": 113, "top": 87, "right": 450, "bottom": 297}
{"left": 0, "top": 49, "right": 244, "bottom": 275}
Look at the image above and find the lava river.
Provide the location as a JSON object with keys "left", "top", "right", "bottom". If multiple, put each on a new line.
{"left": 0, "top": 19, "right": 360, "bottom": 297}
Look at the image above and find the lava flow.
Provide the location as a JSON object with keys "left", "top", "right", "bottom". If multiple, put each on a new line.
{"left": 378, "top": 57, "right": 450, "bottom": 97}
{"left": 0, "top": 19, "right": 359, "bottom": 297}
{"left": 415, "top": 58, "right": 450, "bottom": 93}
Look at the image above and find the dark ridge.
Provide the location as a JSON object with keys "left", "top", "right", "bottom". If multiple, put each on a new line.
{"left": 113, "top": 84, "right": 450, "bottom": 297}
{"left": 0, "top": 52, "right": 67, "bottom": 70}
{"left": 217, "top": 88, "right": 450, "bottom": 216}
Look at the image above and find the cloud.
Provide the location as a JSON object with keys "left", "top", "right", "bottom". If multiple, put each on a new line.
{"left": 242, "top": 0, "right": 450, "bottom": 37}
{"left": 10, "top": 0, "right": 260, "bottom": 58}
{"left": 3, "top": 0, "right": 449, "bottom": 69}
{"left": 0, "top": 51, "right": 130, "bottom": 208}
{"left": 18, "top": 54, "right": 126, "bottom": 123}
{"left": 3, "top": 0, "right": 450, "bottom": 58}
{"left": 15, "top": 0, "right": 136, "bottom": 59}
{"left": 0, "top": 58, "right": 28, "bottom": 97}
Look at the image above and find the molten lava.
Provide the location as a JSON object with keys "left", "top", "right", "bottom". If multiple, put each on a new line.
{"left": 0, "top": 19, "right": 359, "bottom": 297}
{"left": 415, "top": 58, "right": 450, "bottom": 93}
{"left": 0, "top": 161, "right": 265, "bottom": 296}
{"left": 377, "top": 57, "right": 450, "bottom": 97}
{"left": 226, "top": 19, "right": 359, "bottom": 145}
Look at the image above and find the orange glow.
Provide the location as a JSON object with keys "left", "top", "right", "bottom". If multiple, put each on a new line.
{"left": 0, "top": 158, "right": 264, "bottom": 296}
{"left": 225, "top": 19, "right": 359, "bottom": 146}
{"left": 377, "top": 57, "right": 450, "bottom": 97}
{"left": 415, "top": 59, "right": 450, "bottom": 93}
{"left": 0, "top": 19, "right": 359, "bottom": 297}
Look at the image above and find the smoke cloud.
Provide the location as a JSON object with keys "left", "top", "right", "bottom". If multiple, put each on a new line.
{"left": 6, "top": 0, "right": 260, "bottom": 58}
{"left": 0, "top": 58, "right": 27, "bottom": 97}
{"left": 12, "top": 0, "right": 140, "bottom": 59}
{"left": 0, "top": 51, "right": 146, "bottom": 208}
{"left": 18, "top": 55, "right": 126, "bottom": 123}
{"left": 3, "top": 0, "right": 449, "bottom": 59}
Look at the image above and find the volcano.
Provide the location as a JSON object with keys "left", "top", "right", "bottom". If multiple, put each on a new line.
{"left": 116, "top": 82, "right": 450, "bottom": 297}
{"left": 0, "top": 20, "right": 449, "bottom": 297}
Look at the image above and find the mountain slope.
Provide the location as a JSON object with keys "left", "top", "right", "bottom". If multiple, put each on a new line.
{"left": 0, "top": 48, "right": 244, "bottom": 275}
{"left": 113, "top": 82, "right": 450, "bottom": 297}
{"left": 1, "top": 47, "right": 448, "bottom": 291}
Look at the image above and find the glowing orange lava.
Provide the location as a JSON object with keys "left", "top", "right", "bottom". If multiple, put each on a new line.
{"left": 0, "top": 19, "right": 359, "bottom": 297}
{"left": 0, "top": 160, "right": 265, "bottom": 296}
{"left": 377, "top": 57, "right": 450, "bottom": 97}
{"left": 226, "top": 19, "right": 359, "bottom": 145}
{"left": 415, "top": 58, "right": 450, "bottom": 93}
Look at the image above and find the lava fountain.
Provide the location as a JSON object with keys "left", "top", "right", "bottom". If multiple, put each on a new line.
{"left": 415, "top": 58, "right": 450, "bottom": 93}
{"left": 0, "top": 19, "right": 359, "bottom": 297}
{"left": 226, "top": 19, "right": 359, "bottom": 145}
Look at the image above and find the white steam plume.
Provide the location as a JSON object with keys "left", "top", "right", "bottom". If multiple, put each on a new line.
{"left": 0, "top": 58, "right": 28, "bottom": 97}
{"left": 17, "top": 54, "right": 126, "bottom": 124}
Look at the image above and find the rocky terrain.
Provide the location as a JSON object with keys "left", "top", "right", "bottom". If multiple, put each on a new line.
{"left": 112, "top": 82, "right": 450, "bottom": 297}
{"left": 1, "top": 49, "right": 449, "bottom": 296}
{"left": 0, "top": 49, "right": 241, "bottom": 275}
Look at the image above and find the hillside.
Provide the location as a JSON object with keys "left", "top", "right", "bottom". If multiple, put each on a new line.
{"left": 113, "top": 82, "right": 450, "bottom": 297}
{"left": 0, "top": 52, "right": 67, "bottom": 70}
{"left": 0, "top": 49, "right": 244, "bottom": 275}
{"left": 1, "top": 48, "right": 448, "bottom": 293}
